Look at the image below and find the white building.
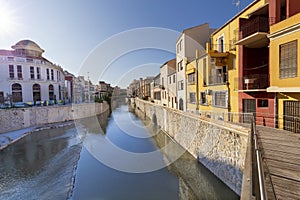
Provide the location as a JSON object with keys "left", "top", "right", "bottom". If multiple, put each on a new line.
{"left": 176, "top": 23, "right": 215, "bottom": 111}
{"left": 0, "top": 40, "right": 65, "bottom": 104}
{"left": 160, "top": 58, "right": 176, "bottom": 108}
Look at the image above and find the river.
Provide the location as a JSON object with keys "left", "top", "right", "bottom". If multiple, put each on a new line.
{"left": 0, "top": 101, "right": 238, "bottom": 200}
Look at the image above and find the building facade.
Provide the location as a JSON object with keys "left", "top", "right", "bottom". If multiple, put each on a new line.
{"left": 176, "top": 23, "right": 215, "bottom": 111}
{"left": 160, "top": 59, "right": 176, "bottom": 107}
{"left": 267, "top": 0, "right": 300, "bottom": 132}
{"left": 0, "top": 40, "right": 65, "bottom": 105}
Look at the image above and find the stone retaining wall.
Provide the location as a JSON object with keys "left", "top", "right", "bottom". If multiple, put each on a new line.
{"left": 131, "top": 98, "right": 250, "bottom": 195}
{"left": 0, "top": 102, "right": 109, "bottom": 133}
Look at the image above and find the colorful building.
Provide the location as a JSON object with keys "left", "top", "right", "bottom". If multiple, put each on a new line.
{"left": 176, "top": 23, "right": 215, "bottom": 111}
{"left": 267, "top": 0, "right": 300, "bottom": 132}
{"left": 234, "top": 0, "right": 276, "bottom": 127}
{"left": 206, "top": 0, "right": 276, "bottom": 124}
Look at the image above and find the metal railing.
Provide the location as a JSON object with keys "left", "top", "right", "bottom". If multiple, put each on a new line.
{"left": 234, "top": 74, "right": 269, "bottom": 91}
{"left": 251, "top": 114, "right": 268, "bottom": 200}
{"left": 239, "top": 16, "right": 269, "bottom": 39}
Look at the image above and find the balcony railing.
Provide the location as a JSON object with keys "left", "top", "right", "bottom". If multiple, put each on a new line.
{"left": 208, "top": 74, "right": 228, "bottom": 85}
{"left": 239, "top": 16, "right": 269, "bottom": 39}
{"left": 235, "top": 74, "right": 268, "bottom": 91}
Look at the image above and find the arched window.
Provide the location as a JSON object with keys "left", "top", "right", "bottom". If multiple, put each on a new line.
{"left": 58, "top": 85, "right": 62, "bottom": 100}
{"left": 179, "top": 98, "right": 183, "bottom": 111}
{"left": 12, "top": 83, "right": 22, "bottom": 102}
{"left": 49, "top": 84, "right": 54, "bottom": 100}
{"left": 32, "top": 84, "right": 41, "bottom": 102}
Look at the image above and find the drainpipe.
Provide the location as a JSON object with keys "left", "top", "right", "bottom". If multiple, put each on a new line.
{"left": 274, "top": 92, "right": 277, "bottom": 128}
{"left": 196, "top": 50, "right": 199, "bottom": 114}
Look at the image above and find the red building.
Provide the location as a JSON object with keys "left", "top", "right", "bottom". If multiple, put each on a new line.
{"left": 235, "top": 2, "right": 275, "bottom": 127}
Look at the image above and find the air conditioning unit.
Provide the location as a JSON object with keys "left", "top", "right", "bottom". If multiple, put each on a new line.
{"left": 205, "top": 89, "right": 212, "bottom": 95}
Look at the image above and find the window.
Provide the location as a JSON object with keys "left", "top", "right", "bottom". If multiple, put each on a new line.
{"left": 200, "top": 92, "right": 207, "bottom": 105}
{"left": 154, "top": 92, "right": 161, "bottom": 100}
{"left": 177, "top": 39, "right": 182, "bottom": 53}
{"left": 33, "top": 84, "right": 41, "bottom": 102}
{"left": 0, "top": 92, "right": 4, "bottom": 103}
{"left": 9, "top": 65, "right": 14, "bottom": 79}
{"left": 173, "top": 74, "right": 176, "bottom": 83}
{"left": 46, "top": 69, "right": 50, "bottom": 80}
{"left": 178, "top": 80, "right": 184, "bottom": 90}
{"left": 37, "top": 67, "right": 41, "bottom": 79}
{"left": 178, "top": 60, "right": 183, "bottom": 71}
{"left": 51, "top": 69, "right": 54, "bottom": 80}
{"left": 212, "top": 91, "right": 228, "bottom": 108}
{"left": 17, "top": 65, "right": 22, "bottom": 79}
{"left": 26, "top": 58, "right": 33, "bottom": 62}
{"left": 7, "top": 57, "right": 14, "bottom": 61}
{"left": 189, "top": 92, "right": 196, "bottom": 104}
{"left": 169, "top": 76, "right": 171, "bottom": 84}
{"left": 161, "top": 77, "right": 164, "bottom": 88}
{"left": 12, "top": 83, "right": 22, "bottom": 102}
{"left": 49, "top": 84, "right": 54, "bottom": 100}
{"left": 257, "top": 99, "right": 268, "bottom": 107}
{"left": 280, "top": 40, "right": 297, "bottom": 78}
{"left": 218, "top": 35, "right": 224, "bottom": 52}
{"left": 188, "top": 72, "right": 195, "bottom": 84}
{"left": 30, "top": 66, "right": 35, "bottom": 79}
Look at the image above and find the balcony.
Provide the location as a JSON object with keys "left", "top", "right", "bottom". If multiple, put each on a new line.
{"left": 208, "top": 74, "right": 228, "bottom": 86}
{"left": 235, "top": 16, "right": 269, "bottom": 48}
{"left": 235, "top": 74, "right": 268, "bottom": 91}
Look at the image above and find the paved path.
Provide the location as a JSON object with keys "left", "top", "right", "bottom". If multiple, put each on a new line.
{"left": 257, "top": 126, "right": 300, "bottom": 200}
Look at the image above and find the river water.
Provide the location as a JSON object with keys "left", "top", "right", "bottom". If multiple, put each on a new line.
{"left": 0, "top": 101, "right": 238, "bottom": 200}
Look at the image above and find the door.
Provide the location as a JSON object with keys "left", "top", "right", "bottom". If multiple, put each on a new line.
{"left": 283, "top": 101, "right": 300, "bottom": 133}
{"left": 242, "top": 99, "right": 256, "bottom": 123}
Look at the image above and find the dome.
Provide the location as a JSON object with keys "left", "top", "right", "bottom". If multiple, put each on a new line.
{"left": 12, "top": 40, "right": 44, "bottom": 53}
{"left": 11, "top": 39, "right": 45, "bottom": 57}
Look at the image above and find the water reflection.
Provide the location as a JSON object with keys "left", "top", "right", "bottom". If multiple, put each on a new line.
{"left": 0, "top": 126, "right": 82, "bottom": 200}
{"left": 132, "top": 102, "right": 239, "bottom": 200}
{"left": 0, "top": 98, "right": 239, "bottom": 200}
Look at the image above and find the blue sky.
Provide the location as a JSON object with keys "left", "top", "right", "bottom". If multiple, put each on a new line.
{"left": 0, "top": 0, "right": 253, "bottom": 88}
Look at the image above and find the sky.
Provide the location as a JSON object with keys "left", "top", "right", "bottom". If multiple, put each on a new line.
{"left": 0, "top": 0, "right": 254, "bottom": 88}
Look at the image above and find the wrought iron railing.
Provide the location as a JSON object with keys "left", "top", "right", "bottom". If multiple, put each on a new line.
{"left": 234, "top": 74, "right": 268, "bottom": 91}
{"left": 239, "top": 16, "right": 269, "bottom": 39}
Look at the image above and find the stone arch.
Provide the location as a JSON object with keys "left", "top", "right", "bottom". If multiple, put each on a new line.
{"left": 12, "top": 83, "right": 22, "bottom": 102}
{"left": 33, "top": 83, "right": 41, "bottom": 102}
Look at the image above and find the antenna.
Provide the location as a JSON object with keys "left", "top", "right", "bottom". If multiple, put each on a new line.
{"left": 232, "top": 0, "right": 241, "bottom": 12}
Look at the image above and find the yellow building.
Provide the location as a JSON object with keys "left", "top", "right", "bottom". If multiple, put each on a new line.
{"left": 267, "top": 0, "right": 300, "bottom": 132}
{"left": 186, "top": 60, "right": 197, "bottom": 113}
{"left": 206, "top": 0, "right": 270, "bottom": 122}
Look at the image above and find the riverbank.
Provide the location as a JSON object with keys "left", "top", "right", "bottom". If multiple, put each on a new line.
{"left": 0, "top": 102, "right": 110, "bottom": 151}
{"left": 0, "top": 102, "right": 109, "bottom": 133}
{"left": 0, "top": 121, "right": 74, "bottom": 151}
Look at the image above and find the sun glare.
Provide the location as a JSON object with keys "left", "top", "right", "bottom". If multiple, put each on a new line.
{"left": 0, "top": 1, "right": 19, "bottom": 37}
